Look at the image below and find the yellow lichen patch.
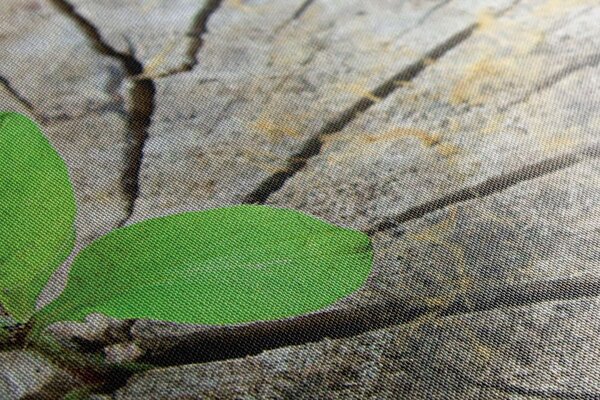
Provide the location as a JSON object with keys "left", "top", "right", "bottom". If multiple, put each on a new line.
{"left": 423, "top": 57, "right": 436, "bottom": 66}
{"left": 335, "top": 83, "right": 382, "bottom": 103}
{"left": 475, "top": 344, "right": 495, "bottom": 361}
{"left": 450, "top": 57, "right": 513, "bottom": 106}
{"left": 140, "top": 39, "right": 179, "bottom": 79}
{"left": 475, "top": 9, "right": 497, "bottom": 33}
{"left": 539, "top": 127, "right": 581, "bottom": 153}
{"left": 324, "top": 127, "right": 456, "bottom": 166}
{"left": 479, "top": 114, "right": 506, "bottom": 136}
{"left": 250, "top": 115, "right": 302, "bottom": 141}
{"left": 407, "top": 208, "right": 474, "bottom": 308}
{"left": 394, "top": 80, "right": 415, "bottom": 89}
{"left": 436, "top": 143, "right": 461, "bottom": 157}
{"left": 364, "top": 127, "right": 441, "bottom": 147}
{"left": 450, "top": 4, "right": 551, "bottom": 107}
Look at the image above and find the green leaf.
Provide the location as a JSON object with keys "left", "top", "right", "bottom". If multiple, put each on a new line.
{"left": 0, "top": 112, "right": 76, "bottom": 322}
{"left": 35, "top": 205, "right": 372, "bottom": 329}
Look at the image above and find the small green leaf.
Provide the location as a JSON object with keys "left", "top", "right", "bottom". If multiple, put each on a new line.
{"left": 35, "top": 205, "right": 372, "bottom": 329}
{"left": 0, "top": 112, "right": 76, "bottom": 321}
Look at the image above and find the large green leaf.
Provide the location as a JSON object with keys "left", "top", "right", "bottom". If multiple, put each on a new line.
{"left": 35, "top": 205, "right": 372, "bottom": 329}
{"left": 0, "top": 112, "right": 76, "bottom": 321}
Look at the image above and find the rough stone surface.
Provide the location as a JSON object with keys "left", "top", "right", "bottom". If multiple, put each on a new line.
{"left": 67, "top": 0, "right": 212, "bottom": 77}
{"left": 47, "top": 313, "right": 131, "bottom": 350}
{"left": 116, "top": 297, "right": 600, "bottom": 399}
{"left": 128, "top": 0, "right": 516, "bottom": 222}
{"left": 3, "top": 0, "right": 600, "bottom": 399}
{"left": 268, "top": 0, "right": 600, "bottom": 231}
{"left": 0, "top": 350, "right": 80, "bottom": 400}
{"left": 103, "top": 342, "right": 144, "bottom": 365}
{"left": 128, "top": 158, "right": 600, "bottom": 359}
{"left": 0, "top": 0, "right": 131, "bottom": 245}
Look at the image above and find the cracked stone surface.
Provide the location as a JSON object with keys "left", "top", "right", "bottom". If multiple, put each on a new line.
{"left": 129, "top": 158, "right": 600, "bottom": 363}
{"left": 116, "top": 296, "right": 600, "bottom": 399}
{"left": 2, "top": 0, "right": 600, "bottom": 398}
{"left": 0, "top": 0, "right": 130, "bottom": 246}
{"left": 127, "top": 0, "right": 516, "bottom": 223}
{"left": 61, "top": 0, "right": 214, "bottom": 77}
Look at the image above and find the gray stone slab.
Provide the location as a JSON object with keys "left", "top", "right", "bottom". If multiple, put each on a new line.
{"left": 128, "top": 0, "right": 515, "bottom": 222}
{"left": 268, "top": 0, "right": 600, "bottom": 230}
{"left": 119, "top": 0, "right": 600, "bottom": 361}
{"left": 116, "top": 296, "right": 600, "bottom": 399}
{"left": 264, "top": 0, "right": 600, "bottom": 303}
{"left": 65, "top": 0, "right": 212, "bottom": 78}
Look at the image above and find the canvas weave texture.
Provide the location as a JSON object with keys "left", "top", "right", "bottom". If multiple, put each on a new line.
{"left": 1, "top": 0, "right": 600, "bottom": 398}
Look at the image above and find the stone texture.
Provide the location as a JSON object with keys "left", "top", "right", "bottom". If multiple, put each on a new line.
{"left": 268, "top": 0, "right": 600, "bottom": 230}
{"left": 0, "top": 350, "right": 80, "bottom": 399}
{"left": 0, "top": 0, "right": 130, "bottom": 245}
{"left": 103, "top": 342, "right": 144, "bottom": 365}
{"left": 3, "top": 1, "right": 600, "bottom": 399}
{"left": 128, "top": 0, "right": 516, "bottom": 222}
{"left": 116, "top": 296, "right": 600, "bottom": 399}
{"left": 85, "top": 0, "right": 600, "bottom": 366}
{"left": 67, "top": 0, "right": 212, "bottom": 78}
{"left": 47, "top": 313, "right": 131, "bottom": 350}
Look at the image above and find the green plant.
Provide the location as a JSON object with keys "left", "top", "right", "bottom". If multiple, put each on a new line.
{"left": 0, "top": 111, "right": 373, "bottom": 337}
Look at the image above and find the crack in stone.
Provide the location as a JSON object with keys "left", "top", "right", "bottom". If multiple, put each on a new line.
{"left": 242, "top": 0, "right": 524, "bottom": 206}
{"left": 242, "top": 23, "right": 478, "bottom": 205}
{"left": 367, "top": 143, "right": 600, "bottom": 235}
{"left": 499, "top": 51, "right": 600, "bottom": 112}
{"left": 291, "top": 0, "right": 316, "bottom": 20}
{"left": 138, "top": 273, "right": 600, "bottom": 367}
{"left": 0, "top": 75, "right": 44, "bottom": 122}
{"left": 46, "top": 0, "right": 156, "bottom": 226}
{"left": 273, "top": 0, "right": 317, "bottom": 35}
{"left": 148, "top": 0, "right": 224, "bottom": 79}
{"left": 181, "top": 0, "right": 224, "bottom": 73}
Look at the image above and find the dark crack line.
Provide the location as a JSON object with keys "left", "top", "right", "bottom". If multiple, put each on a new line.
{"left": 0, "top": 75, "right": 45, "bottom": 122}
{"left": 183, "top": 0, "right": 224, "bottom": 73}
{"left": 274, "top": 0, "right": 316, "bottom": 35}
{"left": 367, "top": 143, "right": 600, "bottom": 235}
{"left": 140, "top": 273, "right": 600, "bottom": 366}
{"left": 47, "top": 0, "right": 156, "bottom": 225}
{"left": 242, "top": 24, "right": 477, "bottom": 205}
{"left": 243, "top": 0, "right": 526, "bottom": 205}
{"left": 414, "top": 0, "right": 452, "bottom": 31}
{"left": 150, "top": 0, "right": 224, "bottom": 78}
{"left": 291, "top": 0, "right": 316, "bottom": 20}
{"left": 500, "top": 51, "right": 600, "bottom": 112}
